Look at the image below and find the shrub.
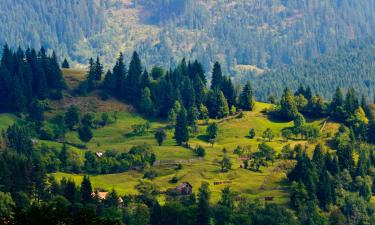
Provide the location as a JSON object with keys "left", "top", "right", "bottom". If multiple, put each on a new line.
{"left": 195, "top": 146, "right": 206, "bottom": 157}
{"left": 143, "top": 170, "right": 158, "bottom": 180}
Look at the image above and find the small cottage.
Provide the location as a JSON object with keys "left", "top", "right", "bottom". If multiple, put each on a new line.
{"left": 166, "top": 182, "right": 193, "bottom": 197}
{"left": 175, "top": 182, "right": 193, "bottom": 195}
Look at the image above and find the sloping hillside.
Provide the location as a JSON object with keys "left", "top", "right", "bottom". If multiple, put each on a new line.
{"left": 253, "top": 42, "right": 375, "bottom": 100}
{"left": 3, "top": 0, "right": 375, "bottom": 74}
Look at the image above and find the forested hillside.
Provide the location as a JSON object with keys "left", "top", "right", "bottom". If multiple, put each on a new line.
{"left": 131, "top": 0, "right": 375, "bottom": 71}
{"left": 253, "top": 41, "right": 375, "bottom": 100}
{"left": 0, "top": 0, "right": 104, "bottom": 60}
{"left": 3, "top": 0, "right": 375, "bottom": 74}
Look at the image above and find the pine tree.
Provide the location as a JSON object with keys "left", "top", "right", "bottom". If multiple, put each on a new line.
{"left": 86, "top": 58, "right": 96, "bottom": 91}
{"left": 316, "top": 170, "right": 333, "bottom": 209}
{"left": 78, "top": 125, "right": 93, "bottom": 143}
{"left": 330, "top": 87, "right": 345, "bottom": 120}
{"left": 312, "top": 144, "right": 325, "bottom": 169}
{"left": 197, "top": 182, "right": 211, "bottom": 225}
{"left": 280, "top": 88, "right": 298, "bottom": 120}
{"left": 113, "top": 53, "right": 127, "bottom": 99}
{"left": 211, "top": 62, "right": 222, "bottom": 90}
{"left": 6, "top": 124, "right": 33, "bottom": 155}
{"left": 62, "top": 58, "right": 70, "bottom": 68}
{"left": 344, "top": 87, "right": 359, "bottom": 117}
{"left": 139, "top": 87, "right": 154, "bottom": 115}
{"left": 221, "top": 77, "right": 236, "bottom": 109}
{"left": 94, "top": 56, "right": 103, "bottom": 81}
{"left": 125, "top": 51, "right": 142, "bottom": 103}
{"left": 59, "top": 144, "right": 68, "bottom": 171}
{"left": 337, "top": 144, "right": 355, "bottom": 172}
{"left": 65, "top": 105, "right": 80, "bottom": 130}
{"left": 154, "top": 129, "right": 167, "bottom": 146}
{"left": 102, "top": 70, "right": 115, "bottom": 92}
{"left": 174, "top": 108, "right": 189, "bottom": 145}
{"left": 239, "top": 81, "right": 255, "bottom": 111}
{"left": 187, "top": 106, "right": 199, "bottom": 126}
{"left": 81, "top": 175, "right": 93, "bottom": 204}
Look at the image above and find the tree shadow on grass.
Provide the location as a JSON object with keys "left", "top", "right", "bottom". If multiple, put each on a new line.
{"left": 197, "top": 134, "right": 210, "bottom": 142}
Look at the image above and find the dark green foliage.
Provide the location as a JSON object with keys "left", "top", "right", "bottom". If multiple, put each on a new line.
{"left": 239, "top": 81, "right": 255, "bottom": 111}
{"left": 249, "top": 128, "right": 256, "bottom": 139}
{"left": 61, "top": 58, "right": 70, "bottom": 68}
{"left": 206, "top": 123, "right": 218, "bottom": 140}
{"left": 0, "top": 45, "right": 64, "bottom": 113}
{"left": 206, "top": 90, "right": 229, "bottom": 119}
{"left": 81, "top": 175, "right": 93, "bottom": 204}
{"left": 154, "top": 129, "right": 167, "bottom": 146}
{"left": 279, "top": 88, "right": 298, "bottom": 120}
{"left": 220, "top": 155, "right": 232, "bottom": 172}
{"left": 195, "top": 146, "right": 206, "bottom": 157}
{"left": 125, "top": 51, "right": 142, "bottom": 104}
{"left": 211, "top": 62, "right": 222, "bottom": 90}
{"left": 174, "top": 108, "right": 189, "bottom": 145}
{"left": 197, "top": 182, "right": 210, "bottom": 225}
{"left": 6, "top": 124, "right": 33, "bottom": 155}
{"left": 65, "top": 105, "right": 80, "bottom": 130}
{"left": 78, "top": 125, "right": 93, "bottom": 143}
{"left": 139, "top": 87, "right": 154, "bottom": 115}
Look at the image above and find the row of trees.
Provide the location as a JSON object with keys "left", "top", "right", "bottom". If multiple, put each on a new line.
{"left": 84, "top": 53, "right": 255, "bottom": 120}
{"left": 0, "top": 45, "right": 65, "bottom": 112}
{"left": 272, "top": 85, "right": 375, "bottom": 144}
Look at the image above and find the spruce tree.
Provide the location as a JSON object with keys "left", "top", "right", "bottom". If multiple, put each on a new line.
{"left": 78, "top": 125, "right": 93, "bottom": 143}
{"left": 280, "top": 88, "right": 298, "bottom": 120}
{"left": 113, "top": 53, "right": 127, "bottom": 99}
{"left": 330, "top": 87, "right": 345, "bottom": 120}
{"left": 81, "top": 175, "right": 93, "bottom": 204}
{"left": 239, "top": 81, "right": 255, "bottom": 111}
{"left": 62, "top": 58, "right": 70, "bottom": 68}
{"left": 86, "top": 58, "right": 96, "bottom": 91}
{"left": 174, "top": 108, "right": 189, "bottom": 145}
{"left": 59, "top": 144, "right": 68, "bottom": 170}
{"left": 102, "top": 70, "right": 115, "bottom": 92}
{"left": 126, "top": 51, "right": 142, "bottom": 103}
{"left": 221, "top": 77, "right": 236, "bottom": 109}
{"left": 65, "top": 105, "right": 80, "bottom": 130}
{"left": 94, "top": 56, "right": 103, "bottom": 81}
{"left": 197, "top": 182, "right": 211, "bottom": 225}
{"left": 139, "top": 87, "right": 153, "bottom": 115}
{"left": 211, "top": 62, "right": 222, "bottom": 90}
{"left": 344, "top": 87, "right": 359, "bottom": 117}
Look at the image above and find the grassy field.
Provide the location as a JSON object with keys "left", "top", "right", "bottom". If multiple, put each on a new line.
{"left": 0, "top": 113, "right": 19, "bottom": 130}
{"left": 0, "top": 70, "right": 371, "bottom": 205}
{"left": 49, "top": 101, "right": 336, "bottom": 204}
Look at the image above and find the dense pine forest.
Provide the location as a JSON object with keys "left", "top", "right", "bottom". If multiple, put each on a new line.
{"left": 3, "top": 0, "right": 375, "bottom": 70}
{"left": 254, "top": 41, "right": 375, "bottom": 100}
{"left": 0, "top": 45, "right": 375, "bottom": 224}
{"left": 0, "top": 0, "right": 104, "bottom": 60}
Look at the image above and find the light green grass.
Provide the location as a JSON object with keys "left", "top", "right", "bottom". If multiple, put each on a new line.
{"left": 0, "top": 113, "right": 19, "bottom": 130}
{"left": 50, "top": 102, "right": 303, "bottom": 204}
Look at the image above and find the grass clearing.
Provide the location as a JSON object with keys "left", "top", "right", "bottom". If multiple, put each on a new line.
{"left": 50, "top": 102, "right": 333, "bottom": 204}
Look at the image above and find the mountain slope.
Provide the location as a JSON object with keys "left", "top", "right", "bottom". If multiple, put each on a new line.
{"left": 0, "top": 0, "right": 104, "bottom": 59}
{"left": 2, "top": 0, "right": 375, "bottom": 76}
{"left": 253, "top": 41, "right": 375, "bottom": 100}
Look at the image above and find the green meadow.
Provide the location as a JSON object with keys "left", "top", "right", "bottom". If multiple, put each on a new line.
{"left": 49, "top": 101, "right": 332, "bottom": 204}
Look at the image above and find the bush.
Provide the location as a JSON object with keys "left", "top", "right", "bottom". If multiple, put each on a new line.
{"left": 195, "top": 146, "right": 206, "bottom": 157}
{"left": 78, "top": 125, "right": 93, "bottom": 142}
{"left": 143, "top": 170, "right": 158, "bottom": 180}
{"left": 249, "top": 128, "right": 256, "bottom": 139}
{"left": 169, "top": 176, "right": 178, "bottom": 183}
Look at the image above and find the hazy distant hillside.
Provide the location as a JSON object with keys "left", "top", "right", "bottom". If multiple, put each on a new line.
{"left": 3, "top": 0, "right": 375, "bottom": 74}
{"left": 0, "top": 0, "right": 104, "bottom": 59}
{"left": 96, "top": 0, "right": 375, "bottom": 72}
